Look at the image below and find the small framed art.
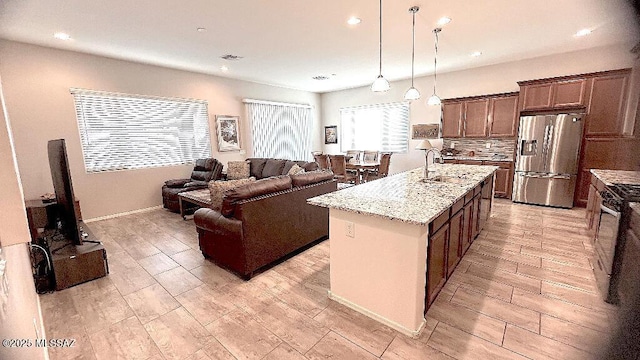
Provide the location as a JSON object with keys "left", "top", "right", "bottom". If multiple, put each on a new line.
{"left": 215, "top": 115, "right": 241, "bottom": 152}
{"left": 325, "top": 125, "right": 338, "bottom": 144}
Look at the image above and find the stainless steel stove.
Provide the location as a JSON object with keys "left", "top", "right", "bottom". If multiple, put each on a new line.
{"left": 593, "top": 183, "right": 640, "bottom": 303}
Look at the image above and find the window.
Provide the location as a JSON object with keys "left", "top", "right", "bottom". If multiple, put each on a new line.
{"left": 245, "top": 99, "right": 313, "bottom": 161}
{"left": 71, "top": 89, "right": 211, "bottom": 173}
{"left": 340, "top": 102, "right": 410, "bottom": 153}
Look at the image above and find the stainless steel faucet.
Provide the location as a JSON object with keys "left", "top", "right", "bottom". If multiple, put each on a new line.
{"left": 424, "top": 148, "right": 443, "bottom": 178}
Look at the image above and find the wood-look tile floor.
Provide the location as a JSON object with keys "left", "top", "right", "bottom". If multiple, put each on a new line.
{"left": 40, "top": 199, "right": 619, "bottom": 360}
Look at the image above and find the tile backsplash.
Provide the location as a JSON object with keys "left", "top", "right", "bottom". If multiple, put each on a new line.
{"left": 443, "top": 138, "right": 516, "bottom": 159}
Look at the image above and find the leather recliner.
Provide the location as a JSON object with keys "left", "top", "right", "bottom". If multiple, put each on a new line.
{"left": 162, "top": 158, "right": 223, "bottom": 212}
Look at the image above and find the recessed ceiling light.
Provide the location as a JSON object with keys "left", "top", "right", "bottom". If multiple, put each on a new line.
{"left": 575, "top": 28, "right": 592, "bottom": 37}
{"left": 312, "top": 75, "right": 330, "bottom": 81}
{"left": 471, "top": 51, "right": 482, "bottom": 57}
{"left": 220, "top": 65, "right": 229, "bottom": 72}
{"left": 437, "top": 17, "right": 451, "bottom": 26}
{"left": 196, "top": 27, "right": 206, "bottom": 32}
{"left": 53, "top": 32, "right": 71, "bottom": 41}
{"left": 347, "top": 17, "right": 361, "bottom": 25}
{"left": 220, "top": 54, "right": 244, "bottom": 61}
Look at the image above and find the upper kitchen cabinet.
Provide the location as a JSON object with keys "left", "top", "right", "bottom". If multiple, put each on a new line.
{"left": 464, "top": 99, "right": 490, "bottom": 137}
{"left": 489, "top": 94, "right": 519, "bottom": 137}
{"left": 585, "top": 72, "right": 629, "bottom": 137}
{"left": 442, "top": 92, "right": 519, "bottom": 139}
{"left": 519, "top": 78, "right": 588, "bottom": 111}
{"left": 442, "top": 102, "right": 463, "bottom": 138}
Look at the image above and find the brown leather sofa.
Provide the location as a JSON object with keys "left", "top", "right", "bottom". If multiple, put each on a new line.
{"left": 193, "top": 171, "right": 336, "bottom": 279}
{"left": 162, "top": 158, "right": 223, "bottom": 212}
{"left": 247, "top": 158, "right": 319, "bottom": 179}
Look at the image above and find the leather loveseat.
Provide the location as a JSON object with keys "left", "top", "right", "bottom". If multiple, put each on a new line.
{"left": 193, "top": 171, "right": 336, "bottom": 279}
{"left": 247, "top": 158, "right": 319, "bottom": 179}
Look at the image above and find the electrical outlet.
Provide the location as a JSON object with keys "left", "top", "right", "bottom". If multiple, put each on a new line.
{"left": 345, "top": 222, "right": 355, "bottom": 238}
{"left": 485, "top": 142, "right": 491, "bottom": 149}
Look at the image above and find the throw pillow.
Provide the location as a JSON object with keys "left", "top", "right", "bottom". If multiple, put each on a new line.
{"left": 262, "top": 159, "right": 287, "bottom": 178}
{"left": 287, "top": 164, "right": 305, "bottom": 175}
{"left": 226, "top": 161, "right": 250, "bottom": 180}
{"left": 208, "top": 177, "right": 256, "bottom": 211}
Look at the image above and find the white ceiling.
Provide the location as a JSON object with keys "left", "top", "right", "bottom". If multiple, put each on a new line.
{"left": 0, "top": 0, "right": 638, "bottom": 93}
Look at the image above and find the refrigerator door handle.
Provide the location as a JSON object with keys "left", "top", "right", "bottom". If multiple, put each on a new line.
{"left": 542, "top": 123, "right": 553, "bottom": 172}
{"left": 550, "top": 174, "right": 571, "bottom": 180}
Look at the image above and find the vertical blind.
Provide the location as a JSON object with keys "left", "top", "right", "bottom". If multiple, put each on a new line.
{"left": 71, "top": 89, "right": 211, "bottom": 173}
{"left": 245, "top": 100, "right": 313, "bottom": 161}
{"left": 340, "top": 102, "right": 410, "bottom": 153}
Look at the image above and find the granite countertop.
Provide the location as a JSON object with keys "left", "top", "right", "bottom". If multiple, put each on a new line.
{"left": 442, "top": 155, "right": 513, "bottom": 162}
{"left": 308, "top": 164, "right": 498, "bottom": 226}
{"left": 590, "top": 170, "right": 640, "bottom": 186}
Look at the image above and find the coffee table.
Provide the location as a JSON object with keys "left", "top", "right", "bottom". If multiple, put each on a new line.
{"left": 178, "top": 189, "right": 211, "bottom": 220}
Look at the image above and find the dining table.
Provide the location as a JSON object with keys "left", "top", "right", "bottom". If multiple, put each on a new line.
{"left": 346, "top": 159, "right": 380, "bottom": 184}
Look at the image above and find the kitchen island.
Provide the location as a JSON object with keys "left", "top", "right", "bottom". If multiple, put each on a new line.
{"left": 308, "top": 164, "right": 497, "bottom": 336}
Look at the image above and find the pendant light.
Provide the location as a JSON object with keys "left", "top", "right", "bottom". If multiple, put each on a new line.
{"left": 371, "top": 0, "right": 390, "bottom": 92}
{"left": 404, "top": 6, "right": 420, "bottom": 100}
{"left": 427, "top": 28, "right": 442, "bottom": 106}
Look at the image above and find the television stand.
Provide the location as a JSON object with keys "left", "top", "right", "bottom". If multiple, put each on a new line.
{"left": 49, "top": 222, "right": 109, "bottom": 290}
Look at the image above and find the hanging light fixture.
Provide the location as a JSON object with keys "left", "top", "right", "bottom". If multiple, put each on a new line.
{"left": 404, "top": 6, "right": 420, "bottom": 100}
{"left": 427, "top": 28, "right": 442, "bottom": 105}
{"left": 371, "top": 0, "right": 390, "bottom": 92}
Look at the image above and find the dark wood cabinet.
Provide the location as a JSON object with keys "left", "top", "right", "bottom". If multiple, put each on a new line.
{"left": 489, "top": 95, "right": 519, "bottom": 137}
{"left": 585, "top": 74, "right": 628, "bottom": 137}
{"left": 553, "top": 79, "right": 588, "bottom": 108}
{"left": 483, "top": 161, "right": 513, "bottom": 198}
{"left": 442, "top": 92, "right": 519, "bottom": 139}
{"left": 447, "top": 209, "right": 464, "bottom": 277}
{"left": 522, "top": 83, "right": 553, "bottom": 111}
{"left": 462, "top": 200, "right": 473, "bottom": 254}
{"left": 471, "top": 193, "right": 481, "bottom": 240}
{"left": 427, "top": 224, "right": 448, "bottom": 305}
{"left": 464, "top": 99, "right": 490, "bottom": 137}
{"left": 442, "top": 102, "right": 463, "bottom": 138}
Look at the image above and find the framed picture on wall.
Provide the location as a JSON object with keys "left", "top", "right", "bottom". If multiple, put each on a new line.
{"left": 215, "top": 115, "right": 241, "bottom": 152}
{"left": 411, "top": 124, "right": 439, "bottom": 139}
{"left": 325, "top": 125, "right": 338, "bottom": 144}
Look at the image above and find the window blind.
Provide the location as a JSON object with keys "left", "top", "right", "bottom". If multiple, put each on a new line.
{"left": 340, "top": 102, "right": 410, "bottom": 153}
{"left": 245, "top": 100, "right": 313, "bottom": 161}
{"left": 71, "top": 89, "right": 211, "bottom": 173}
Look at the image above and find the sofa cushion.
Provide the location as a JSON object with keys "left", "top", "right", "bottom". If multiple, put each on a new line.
{"left": 227, "top": 161, "right": 250, "bottom": 180}
{"left": 287, "top": 164, "right": 305, "bottom": 175}
{"left": 221, "top": 176, "right": 293, "bottom": 217}
{"left": 302, "top": 161, "right": 319, "bottom": 172}
{"left": 248, "top": 158, "right": 268, "bottom": 178}
{"left": 262, "top": 159, "right": 287, "bottom": 178}
{"left": 282, "top": 160, "right": 297, "bottom": 175}
{"left": 184, "top": 180, "right": 208, "bottom": 188}
{"left": 290, "top": 170, "right": 334, "bottom": 187}
{"left": 192, "top": 158, "right": 217, "bottom": 181}
{"left": 208, "top": 178, "right": 256, "bottom": 211}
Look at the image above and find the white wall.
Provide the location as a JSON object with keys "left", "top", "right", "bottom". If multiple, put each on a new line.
{"left": 0, "top": 40, "right": 322, "bottom": 220}
{"left": 321, "top": 43, "right": 638, "bottom": 174}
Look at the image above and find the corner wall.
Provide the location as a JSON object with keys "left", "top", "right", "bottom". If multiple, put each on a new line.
{"left": 0, "top": 40, "right": 321, "bottom": 220}
{"left": 320, "top": 43, "right": 637, "bottom": 174}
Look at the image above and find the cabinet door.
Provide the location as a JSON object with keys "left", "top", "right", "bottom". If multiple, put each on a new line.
{"left": 553, "top": 79, "right": 587, "bottom": 108}
{"left": 585, "top": 74, "right": 628, "bottom": 136}
{"left": 462, "top": 201, "right": 473, "bottom": 254}
{"left": 489, "top": 95, "right": 519, "bottom": 137}
{"left": 447, "top": 210, "right": 464, "bottom": 277}
{"left": 427, "top": 224, "right": 449, "bottom": 306}
{"left": 472, "top": 194, "right": 481, "bottom": 240}
{"left": 463, "top": 99, "right": 489, "bottom": 137}
{"left": 483, "top": 162, "right": 513, "bottom": 199}
{"left": 442, "top": 102, "right": 463, "bottom": 138}
{"left": 586, "top": 183, "right": 597, "bottom": 230}
{"left": 522, "top": 83, "right": 553, "bottom": 111}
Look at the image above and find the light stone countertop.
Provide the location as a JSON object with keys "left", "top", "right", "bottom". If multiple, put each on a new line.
{"left": 442, "top": 155, "right": 513, "bottom": 162}
{"left": 590, "top": 170, "right": 640, "bottom": 186}
{"left": 308, "top": 164, "right": 498, "bottom": 226}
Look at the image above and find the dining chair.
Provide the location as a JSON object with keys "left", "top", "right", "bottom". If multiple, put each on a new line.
{"left": 328, "top": 155, "right": 357, "bottom": 183}
{"left": 313, "top": 153, "right": 331, "bottom": 170}
{"left": 364, "top": 152, "right": 392, "bottom": 182}
{"left": 362, "top": 151, "right": 379, "bottom": 162}
{"left": 345, "top": 150, "right": 362, "bottom": 163}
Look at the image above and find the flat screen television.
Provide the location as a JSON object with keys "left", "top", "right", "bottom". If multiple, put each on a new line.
{"left": 48, "top": 139, "right": 83, "bottom": 245}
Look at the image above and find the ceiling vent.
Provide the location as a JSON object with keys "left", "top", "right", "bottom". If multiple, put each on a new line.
{"left": 312, "top": 75, "right": 330, "bottom": 80}
{"left": 220, "top": 54, "right": 243, "bottom": 61}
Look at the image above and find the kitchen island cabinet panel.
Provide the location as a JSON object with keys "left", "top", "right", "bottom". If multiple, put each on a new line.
{"left": 427, "top": 224, "right": 449, "bottom": 306}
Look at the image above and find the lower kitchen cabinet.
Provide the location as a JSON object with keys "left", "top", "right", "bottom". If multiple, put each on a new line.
{"left": 447, "top": 208, "right": 464, "bottom": 277}
{"left": 445, "top": 159, "right": 513, "bottom": 199}
{"left": 427, "top": 223, "right": 448, "bottom": 306}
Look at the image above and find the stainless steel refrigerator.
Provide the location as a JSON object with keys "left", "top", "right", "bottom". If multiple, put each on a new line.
{"left": 512, "top": 113, "right": 584, "bottom": 208}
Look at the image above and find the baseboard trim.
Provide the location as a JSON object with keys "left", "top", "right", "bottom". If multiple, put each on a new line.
{"left": 84, "top": 205, "right": 164, "bottom": 223}
{"left": 327, "top": 291, "right": 426, "bottom": 338}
